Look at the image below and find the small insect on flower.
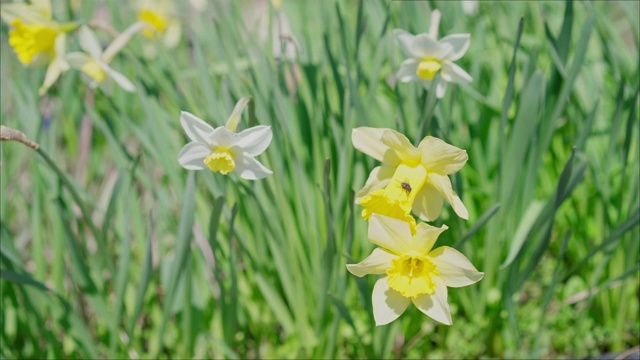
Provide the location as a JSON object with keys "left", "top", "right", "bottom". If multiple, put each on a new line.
{"left": 401, "top": 182, "right": 412, "bottom": 194}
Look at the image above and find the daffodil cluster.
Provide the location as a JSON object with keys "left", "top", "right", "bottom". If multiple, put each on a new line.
{"left": 1, "top": 0, "right": 147, "bottom": 95}
{"left": 347, "top": 10, "right": 482, "bottom": 327}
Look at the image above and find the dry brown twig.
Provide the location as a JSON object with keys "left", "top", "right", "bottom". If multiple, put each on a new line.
{"left": 0, "top": 125, "right": 40, "bottom": 150}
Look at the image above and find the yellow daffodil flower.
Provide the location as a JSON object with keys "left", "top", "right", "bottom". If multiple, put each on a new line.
{"left": 66, "top": 24, "right": 146, "bottom": 93}
{"left": 178, "top": 98, "right": 273, "bottom": 180}
{"left": 353, "top": 127, "right": 469, "bottom": 233}
{"left": 137, "top": 0, "right": 180, "bottom": 50}
{"left": 1, "top": 0, "right": 76, "bottom": 94}
{"left": 394, "top": 11, "right": 472, "bottom": 98}
{"left": 347, "top": 214, "right": 483, "bottom": 326}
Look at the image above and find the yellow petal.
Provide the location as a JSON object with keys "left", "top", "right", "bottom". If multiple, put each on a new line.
{"left": 352, "top": 127, "right": 400, "bottom": 166}
{"left": 427, "top": 172, "right": 468, "bottom": 219}
{"left": 354, "top": 165, "right": 395, "bottom": 203}
{"left": 346, "top": 248, "right": 396, "bottom": 277}
{"left": 413, "top": 223, "right": 448, "bottom": 254}
{"left": 428, "top": 246, "right": 484, "bottom": 288}
{"left": 367, "top": 214, "right": 413, "bottom": 255}
{"left": 411, "top": 183, "right": 444, "bottom": 221}
{"left": 411, "top": 277, "right": 452, "bottom": 325}
{"left": 380, "top": 129, "right": 421, "bottom": 165}
{"left": 419, "top": 136, "right": 468, "bottom": 174}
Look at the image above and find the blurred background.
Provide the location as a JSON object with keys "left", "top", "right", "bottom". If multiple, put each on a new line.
{"left": 0, "top": 0, "right": 638, "bottom": 358}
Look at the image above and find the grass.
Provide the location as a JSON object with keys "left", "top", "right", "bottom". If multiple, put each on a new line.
{"left": 1, "top": 0, "right": 638, "bottom": 358}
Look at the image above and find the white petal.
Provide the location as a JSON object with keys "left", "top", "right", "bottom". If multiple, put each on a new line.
{"left": 180, "top": 111, "right": 215, "bottom": 144}
{"left": 224, "top": 97, "right": 250, "bottom": 132}
{"left": 38, "top": 58, "right": 62, "bottom": 95}
{"left": 396, "top": 59, "right": 419, "bottom": 83}
{"left": 163, "top": 21, "right": 181, "bottom": 48}
{"left": 100, "top": 63, "right": 135, "bottom": 92}
{"left": 102, "top": 21, "right": 147, "bottom": 63}
{"left": 177, "top": 142, "right": 210, "bottom": 170}
{"left": 429, "top": 246, "right": 484, "bottom": 288}
{"left": 439, "top": 34, "right": 470, "bottom": 61}
{"left": 413, "top": 223, "right": 448, "bottom": 254}
{"left": 435, "top": 80, "right": 448, "bottom": 99}
{"left": 419, "top": 136, "right": 468, "bottom": 175}
{"left": 208, "top": 126, "right": 238, "bottom": 148}
{"left": 354, "top": 165, "right": 395, "bottom": 203}
{"left": 54, "top": 34, "right": 69, "bottom": 71}
{"left": 233, "top": 125, "right": 272, "bottom": 156}
{"left": 412, "top": 277, "right": 452, "bottom": 325}
{"left": 368, "top": 214, "right": 412, "bottom": 255}
{"left": 352, "top": 127, "right": 401, "bottom": 166}
{"left": 372, "top": 277, "right": 411, "bottom": 326}
{"left": 393, "top": 29, "right": 416, "bottom": 57}
{"left": 442, "top": 62, "right": 473, "bottom": 85}
{"left": 234, "top": 152, "right": 272, "bottom": 180}
{"left": 65, "top": 52, "right": 91, "bottom": 69}
{"left": 78, "top": 26, "right": 103, "bottom": 58}
{"left": 427, "top": 173, "right": 468, "bottom": 219}
{"left": 410, "top": 34, "right": 441, "bottom": 58}
{"left": 346, "top": 248, "right": 396, "bottom": 277}
{"left": 412, "top": 183, "right": 444, "bottom": 221}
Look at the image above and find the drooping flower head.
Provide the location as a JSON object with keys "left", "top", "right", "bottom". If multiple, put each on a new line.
{"left": 394, "top": 10, "right": 472, "bottom": 98}
{"left": 347, "top": 214, "right": 483, "bottom": 326}
{"left": 66, "top": 24, "right": 145, "bottom": 93}
{"left": 353, "top": 127, "right": 468, "bottom": 234}
{"left": 178, "top": 98, "right": 273, "bottom": 180}
{"left": 1, "top": 0, "right": 76, "bottom": 94}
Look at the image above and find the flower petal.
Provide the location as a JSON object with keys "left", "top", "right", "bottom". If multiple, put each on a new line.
{"left": 396, "top": 58, "right": 419, "bottom": 83}
{"left": 208, "top": 126, "right": 238, "bottom": 148}
{"left": 412, "top": 277, "right": 452, "bottom": 325}
{"left": 429, "top": 246, "right": 484, "bottom": 288}
{"left": 427, "top": 173, "right": 469, "bottom": 219}
{"left": 100, "top": 62, "right": 135, "bottom": 92}
{"left": 442, "top": 62, "right": 473, "bottom": 85}
{"left": 225, "top": 97, "right": 250, "bottom": 132}
{"left": 78, "top": 26, "right": 103, "bottom": 58}
{"left": 393, "top": 29, "right": 416, "bottom": 57}
{"left": 177, "top": 142, "right": 210, "bottom": 170}
{"left": 380, "top": 129, "right": 421, "bottom": 162}
{"left": 352, "top": 127, "right": 401, "bottom": 166}
{"left": 413, "top": 223, "right": 448, "bottom": 254}
{"left": 355, "top": 165, "right": 395, "bottom": 203}
{"left": 233, "top": 125, "right": 272, "bottom": 156}
{"left": 435, "top": 79, "right": 448, "bottom": 98}
{"left": 412, "top": 183, "right": 444, "bottom": 221}
{"left": 368, "top": 214, "right": 412, "bottom": 255}
{"left": 180, "top": 111, "right": 215, "bottom": 144}
{"left": 102, "top": 21, "right": 147, "bottom": 63}
{"left": 372, "top": 277, "right": 411, "bottom": 326}
{"left": 38, "top": 56, "right": 63, "bottom": 95}
{"left": 234, "top": 152, "right": 272, "bottom": 180}
{"left": 65, "top": 52, "right": 91, "bottom": 68}
{"left": 439, "top": 34, "right": 470, "bottom": 61}
{"left": 346, "top": 248, "right": 396, "bottom": 277}
{"left": 410, "top": 34, "right": 442, "bottom": 58}
{"left": 419, "top": 136, "right": 468, "bottom": 175}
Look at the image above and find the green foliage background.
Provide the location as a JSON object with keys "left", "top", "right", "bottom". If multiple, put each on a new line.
{"left": 1, "top": 0, "right": 638, "bottom": 358}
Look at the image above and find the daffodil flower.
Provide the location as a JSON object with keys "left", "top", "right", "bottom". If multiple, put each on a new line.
{"left": 347, "top": 214, "right": 483, "bottom": 326}
{"left": 66, "top": 24, "right": 146, "bottom": 93}
{"left": 178, "top": 98, "right": 273, "bottom": 180}
{"left": 1, "top": 0, "right": 76, "bottom": 94}
{"left": 394, "top": 11, "right": 472, "bottom": 98}
{"left": 137, "top": 0, "right": 181, "bottom": 49}
{"left": 353, "top": 127, "right": 468, "bottom": 233}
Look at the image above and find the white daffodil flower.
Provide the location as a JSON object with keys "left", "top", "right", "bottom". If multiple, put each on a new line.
{"left": 394, "top": 11, "right": 472, "bottom": 98}
{"left": 66, "top": 23, "right": 146, "bottom": 93}
{"left": 353, "top": 127, "right": 469, "bottom": 234}
{"left": 347, "top": 214, "right": 483, "bottom": 326}
{"left": 137, "top": 0, "right": 181, "bottom": 58}
{"left": 177, "top": 98, "right": 273, "bottom": 180}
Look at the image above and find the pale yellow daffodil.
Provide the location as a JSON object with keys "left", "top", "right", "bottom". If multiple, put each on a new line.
{"left": 137, "top": 0, "right": 181, "bottom": 50}
{"left": 66, "top": 23, "right": 146, "bottom": 93}
{"left": 1, "top": 0, "right": 76, "bottom": 94}
{"left": 353, "top": 127, "right": 469, "bottom": 233}
{"left": 178, "top": 98, "right": 273, "bottom": 180}
{"left": 347, "top": 214, "right": 483, "bottom": 326}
